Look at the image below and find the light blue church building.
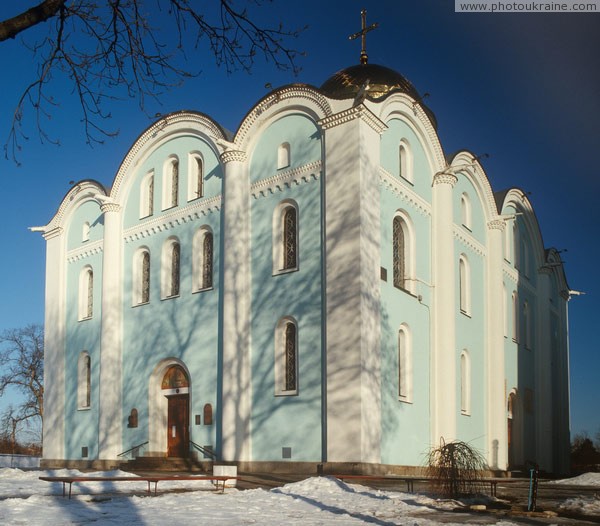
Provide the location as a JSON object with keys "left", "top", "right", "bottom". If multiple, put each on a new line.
{"left": 36, "top": 57, "right": 571, "bottom": 474}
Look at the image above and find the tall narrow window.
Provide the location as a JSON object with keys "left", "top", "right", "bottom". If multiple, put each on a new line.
{"left": 398, "top": 325, "right": 412, "bottom": 402}
{"left": 133, "top": 249, "right": 151, "bottom": 305}
{"left": 460, "top": 350, "right": 471, "bottom": 415}
{"left": 193, "top": 227, "right": 214, "bottom": 291}
{"left": 188, "top": 153, "right": 204, "bottom": 201}
{"left": 202, "top": 233, "right": 213, "bottom": 289}
{"left": 163, "top": 157, "right": 179, "bottom": 210}
{"left": 392, "top": 216, "right": 406, "bottom": 289}
{"left": 79, "top": 267, "right": 94, "bottom": 320}
{"left": 273, "top": 201, "right": 299, "bottom": 274}
{"left": 170, "top": 242, "right": 180, "bottom": 297}
{"left": 162, "top": 238, "right": 181, "bottom": 299}
{"left": 398, "top": 139, "right": 413, "bottom": 182}
{"left": 460, "top": 193, "right": 472, "bottom": 230}
{"left": 275, "top": 317, "right": 298, "bottom": 395}
{"left": 78, "top": 352, "right": 91, "bottom": 409}
{"left": 459, "top": 255, "right": 471, "bottom": 315}
{"left": 512, "top": 291, "right": 519, "bottom": 342}
{"left": 284, "top": 322, "right": 297, "bottom": 391}
{"left": 283, "top": 207, "right": 297, "bottom": 270}
{"left": 140, "top": 171, "right": 154, "bottom": 218}
{"left": 278, "top": 142, "right": 290, "bottom": 169}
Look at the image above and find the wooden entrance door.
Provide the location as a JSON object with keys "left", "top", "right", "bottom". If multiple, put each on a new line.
{"left": 167, "top": 394, "right": 189, "bottom": 457}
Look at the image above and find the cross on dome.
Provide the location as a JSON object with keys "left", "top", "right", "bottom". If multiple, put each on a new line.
{"left": 348, "top": 9, "right": 379, "bottom": 65}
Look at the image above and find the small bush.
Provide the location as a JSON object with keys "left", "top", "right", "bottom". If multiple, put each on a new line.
{"left": 426, "top": 438, "right": 488, "bottom": 498}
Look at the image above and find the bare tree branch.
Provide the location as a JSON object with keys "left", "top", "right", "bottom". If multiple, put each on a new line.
{"left": 1, "top": 1, "right": 306, "bottom": 163}
{"left": 0, "top": 324, "right": 44, "bottom": 428}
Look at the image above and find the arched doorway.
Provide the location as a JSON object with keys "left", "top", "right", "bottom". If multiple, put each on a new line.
{"left": 162, "top": 365, "right": 190, "bottom": 457}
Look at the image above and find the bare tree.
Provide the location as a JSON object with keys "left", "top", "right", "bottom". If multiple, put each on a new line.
{"left": 0, "top": 324, "right": 44, "bottom": 440}
{"left": 0, "top": 1, "right": 305, "bottom": 162}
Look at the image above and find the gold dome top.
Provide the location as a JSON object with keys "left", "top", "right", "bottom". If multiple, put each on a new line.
{"left": 320, "top": 63, "right": 421, "bottom": 101}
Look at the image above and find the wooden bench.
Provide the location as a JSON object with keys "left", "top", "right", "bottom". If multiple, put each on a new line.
{"left": 39, "top": 475, "right": 240, "bottom": 499}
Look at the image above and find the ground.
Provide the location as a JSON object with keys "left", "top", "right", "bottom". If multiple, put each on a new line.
{"left": 0, "top": 468, "right": 598, "bottom": 525}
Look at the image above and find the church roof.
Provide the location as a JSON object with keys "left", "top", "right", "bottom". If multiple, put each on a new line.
{"left": 320, "top": 63, "right": 420, "bottom": 101}
{"left": 319, "top": 63, "right": 438, "bottom": 129}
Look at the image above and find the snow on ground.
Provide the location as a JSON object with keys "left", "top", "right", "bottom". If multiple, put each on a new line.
{"left": 0, "top": 468, "right": 596, "bottom": 525}
{"left": 550, "top": 472, "right": 600, "bottom": 486}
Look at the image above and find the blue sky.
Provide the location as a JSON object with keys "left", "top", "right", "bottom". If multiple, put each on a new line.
{"left": 0, "top": 1, "right": 598, "bottom": 442}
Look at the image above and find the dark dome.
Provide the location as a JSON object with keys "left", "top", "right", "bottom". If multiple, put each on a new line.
{"left": 320, "top": 63, "right": 421, "bottom": 101}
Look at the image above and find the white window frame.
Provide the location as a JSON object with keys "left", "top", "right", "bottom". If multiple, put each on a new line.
{"left": 274, "top": 317, "right": 298, "bottom": 396}
{"left": 188, "top": 152, "right": 204, "bottom": 201}
{"left": 277, "top": 142, "right": 290, "bottom": 170}
{"left": 140, "top": 170, "right": 154, "bottom": 218}
{"left": 460, "top": 350, "right": 471, "bottom": 415}
{"left": 162, "top": 156, "right": 179, "bottom": 210}
{"left": 161, "top": 237, "right": 181, "bottom": 299}
{"left": 132, "top": 247, "right": 150, "bottom": 305}
{"left": 459, "top": 254, "right": 471, "bottom": 315}
{"left": 272, "top": 200, "right": 299, "bottom": 275}
{"left": 398, "top": 324, "right": 413, "bottom": 402}
{"left": 398, "top": 139, "right": 413, "bottom": 183}
{"left": 460, "top": 192, "right": 472, "bottom": 230}
{"left": 392, "top": 211, "right": 416, "bottom": 294}
{"left": 78, "top": 266, "right": 93, "bottom": 320}
{"left": 77, "top": 351, "right": 91, "bottom": 409}
{"left": 192, "top": 226, "right": 214, "bottom": 291}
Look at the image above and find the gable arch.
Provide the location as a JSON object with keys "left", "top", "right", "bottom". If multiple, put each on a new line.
{"left": 44, "top": 180, "right": 107, "bottom": 232}
{"left": 378, "top": 93, "right": 446, "bottom": 177}
{"left": 109, "top": 111, "right": 228, "bottom": 206}
{"left": 447, "top": 150, "right": 499, "bottom": 224}
{"left": 234, "top": 85, "right": 332, "bottom": 153}
{"left": 499, "top": 188, "right": 547, "bottom": 272}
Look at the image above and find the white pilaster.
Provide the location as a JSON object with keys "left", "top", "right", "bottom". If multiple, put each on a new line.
{"left": 320, "top": 105, "right": 384, "bottom": 463}
{"left": 220, "top": 149, "right": 252, "bottom": 462}
{"left": 97, "top": 202, "right": 123, "bottom": 460}
{"left": 431, "top": 172, "right": 457, "bottom": 445}
{"left": 41, "top": 227, "right": 66, "bottom": 461}
{"left": 486, "top": 220, "right": 507, "bottom": 470}
{"left": 535, "top": 268, "right": 553, "bottom": 471}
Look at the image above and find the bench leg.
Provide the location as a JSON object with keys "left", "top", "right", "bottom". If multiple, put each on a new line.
{"left": 69, "top": 482, "right": 73, "bottom": 499}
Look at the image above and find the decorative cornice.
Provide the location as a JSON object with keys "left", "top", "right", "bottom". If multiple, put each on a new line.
{"left": 123, "top": 195, "right": 222, "bottom": 243}
{"left": 221, "top": 150, "right": 247, "bottom": 164}
{"left": 100, "top": 202, "right": 121, "bottom": 214}
{"left": 319, "top": 104, "right": 387, "bottom": 134}
{"left": 67, "top": 241, "right": 103, "bottom": 263}
{"left": 487, "top": 219, "right": 506, "bottom": 232}
{"left": 251, "top": 161, "right": 321, "bottom": 199}
{"left": 453, "top": 227, "right": 486, "bottom": 257}
{"left": 503, "top": 264, "right": 519, "bottom": 283}
{"left": 43, "top": 226, "right": 64, "bottom": 240}
{"left": 432, "top": 172, "right": 458, "bottom": 187}
{"left": 379, "top": 168, "right": 431, "bottom": 217}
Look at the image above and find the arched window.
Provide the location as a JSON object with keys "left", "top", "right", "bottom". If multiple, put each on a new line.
{"left": 460, "top": 350, "right": 471, "bottom": 415}
{"left": 188, "top": 153, "right": 204, "bottom": 201}
{"left": 193, "top": 227, "right": 214, "bottom": 291}
{"left": 398, "top": 139, "right": 413, "bottom": 182}
{"left": 78, "top": 352, "right": 91, "bottom": 409}
{"left": 392, "top": 216, "right": 406, "bottom": 289}
{"left": 512, "top": 291, "right": 519, "bottom": 342}
{"left": 78, "top": 266, "right": 93, "bottom": 320}
{"left": 398, "top": 325, "right": 412, "bottom": 402}
{"left": 277, "top": 142, "right": 290, "bottom": 169}
{"left": 275, "top": 318, "right": 298, "bottom": 395}
{"left": 140, "top": 171, "right": 154, "bottom": 218}
{"left": 392, "top": 213, "right": 415, "bottom": 294}
{"left": 133, "top": 248, "right": 150, "bottom": 305}
{"left": 163, "top": 157, "right": 179, "bottom": 209}
{"left": 460, "top": 192, "right": 472, "bottom": 230}
{"left": 161, "top": 238, "right": 180, "bottom": 299}
{"left": 459, "top": 255, "right": 471, "bottom": 315}
{"left": 82, "top": 222, "right": 90, "bottom": 242}
{"left": 273, "top": 201, "right": 299, "bottom": 274}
